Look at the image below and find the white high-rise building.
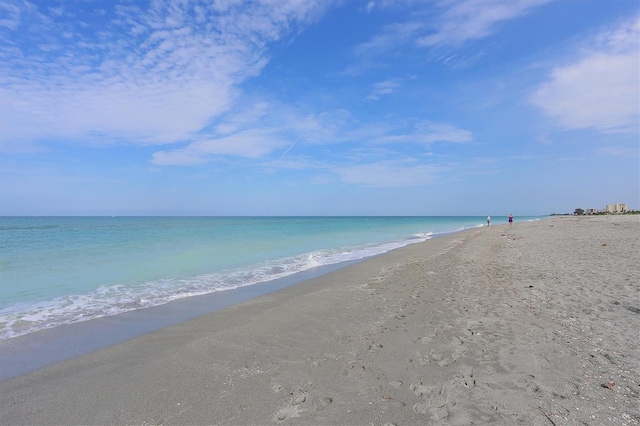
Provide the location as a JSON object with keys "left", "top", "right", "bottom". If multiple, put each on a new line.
{"left": 605, "top": 203, "right": 628, "bottom": 213}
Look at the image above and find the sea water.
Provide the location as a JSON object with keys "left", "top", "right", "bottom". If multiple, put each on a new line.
{"left": 0, "top": 216, "right": 539, "bottom": 341}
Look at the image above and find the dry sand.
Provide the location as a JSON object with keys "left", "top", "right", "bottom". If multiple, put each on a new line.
{"left": 1, "top": 215, "right": 638, "bottom": 425}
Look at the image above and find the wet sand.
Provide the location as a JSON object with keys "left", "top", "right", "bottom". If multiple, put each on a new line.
{"left": 1, "top": 215, "right": 638, "bottom": 425}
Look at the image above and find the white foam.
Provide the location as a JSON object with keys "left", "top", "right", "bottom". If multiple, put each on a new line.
{"left": 0, "top": 223, "right": 485, "bottom": 340}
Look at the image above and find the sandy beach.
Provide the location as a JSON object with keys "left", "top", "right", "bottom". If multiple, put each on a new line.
{"left": 1, "top": 215, "right": 638, "bottom": 425}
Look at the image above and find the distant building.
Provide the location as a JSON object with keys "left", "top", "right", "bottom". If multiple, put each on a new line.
{"left": 605, "top": 203, "right": 628, "bottom": 213}
{"left": 585, "top": 208, "right": 597, "bottom": 215}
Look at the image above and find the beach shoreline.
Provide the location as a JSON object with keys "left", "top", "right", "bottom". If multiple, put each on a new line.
{"left": 0, "top": 257, "right": 367, "bottom": 381}
{"left": 0, "top": 216, "right": 500, "bottom": 344}
{"left": 1, "top": 215, "right": 638, "bottom": 425}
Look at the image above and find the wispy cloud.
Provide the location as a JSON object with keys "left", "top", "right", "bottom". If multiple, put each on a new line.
{"left": 335, "top": 160, "right": 448, "bottom": 187}
{"left": 349, "top": 0, "right": 553, "bottom": 72}
{"left": 0, "top": 0, "right": 332, "bottom": 151}
{"left": 530, "top": 16, "right": 640, "bottom": 134}
{"left": 418, "top": 0, "right": 553, "bottom": 47}
{"left": 152, "top": 128, "right": 289, "bottom": 166}
{"left": 367, "top": 79, "right": 401, "bottom": 100}
{"left": 150, "top": 100, "right": 473, "bottom": 165}
{"left": 535, "top": 134, "right": 554, "bottom": 145}
{"left": 594, "top": 145, "right": 639, "bottom": 157}
{"left": 0, "top": 1, "right": 21, "bottom": 30}
{"left": 375, "top": 121, "right": 473, "bottom": 145}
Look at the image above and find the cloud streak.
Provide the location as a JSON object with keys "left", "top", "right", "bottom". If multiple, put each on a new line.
{"left": 334, "top": 160, "right": 449, "bottom": 187}
{"left": 350, "top": 0, "right": 554, "bottom": 72}
{"left": 367, "top": 79, "right": 401, "bottom": 100}
{"left": 418, "top": 0, "right": 553, "bottom": 47}
{"left": 150, "top": 102, "right": 473, "bottom": 166}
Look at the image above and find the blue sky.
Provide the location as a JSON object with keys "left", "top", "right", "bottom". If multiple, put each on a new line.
{"left": 0, "top": 0, "right": 638, "bottom": 216}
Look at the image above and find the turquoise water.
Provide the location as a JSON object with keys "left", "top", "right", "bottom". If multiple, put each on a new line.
{"left": 0, "top": 216, "right": 540, "bottom": 340}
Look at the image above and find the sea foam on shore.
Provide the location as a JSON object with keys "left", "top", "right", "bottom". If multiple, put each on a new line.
{"left": 1, "top": 216, "right": 508, "bottom": 340}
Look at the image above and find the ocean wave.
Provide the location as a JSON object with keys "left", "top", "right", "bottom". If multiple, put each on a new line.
{"left": 0, "top": 225, "right": 60, "bottom": 231}
{"left": 0, "top": 219, "right": 498, "bottom": 340}
{"left": 0, "top": 235, "right": 431, "bottom": 340}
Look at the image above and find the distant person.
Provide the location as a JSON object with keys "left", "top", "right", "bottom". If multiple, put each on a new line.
{"left": 487, "top": 215, "right": 491, "bottom": 226}
{"left": 508, "top": 214, "right": 514, "bottom": 225}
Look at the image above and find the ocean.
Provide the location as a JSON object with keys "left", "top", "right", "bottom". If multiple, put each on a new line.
{"left": 0, "top": 216, "right": 538, "bottom": 343}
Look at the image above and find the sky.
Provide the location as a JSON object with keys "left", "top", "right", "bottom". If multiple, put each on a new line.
{"left": 0, "top": 0, "right": 638, "bottom": 216}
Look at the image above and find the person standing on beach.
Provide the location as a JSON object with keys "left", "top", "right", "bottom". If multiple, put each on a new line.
{"left": 508, "top": 214, "right": 514, "bottom": 225}
{"left": 487, "top": 216, "right": 491, "bottom": 226}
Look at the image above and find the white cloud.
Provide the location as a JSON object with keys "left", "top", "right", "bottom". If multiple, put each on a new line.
{"left": 415, "top": 122, "right": 473, "bottom": 144}
{"left": 0, "top": 76, "right": 241, "bottom": 146}
{"left": 0, "top": 0, "right": 332, "bottom": 150}
{"left": 531, "top": 16, "right": 640, "bottom": 134}
{"left": 335, "top": 160, "right": 447, "bottom": 187}
{"left": 145, "top": 94, "right": 315, "bottom": 165}
{"left": 152, "top": 128, "right": 289, "bottom": 165}
{"left": 346, "top": 21, "right": 422, "bottom": 75}
{"left": 367, "top": 79, "right": 401, "bottom": 100}
{"left": 376, "top": 121, "right": 473, "bottom": 144}
{"left": 290, "top": 112, "right": 473, "bottom": 147}
{"left": 348, "top": 0, "right": 553, "bottom": 72}
{"left": 535, "top": 134, "right": 553, "bottom": 145}
{"left": 594, "top": 145, "right": 639, "bottom": 158}
{"left": 418, "top": 0, "right": 553, "bottom": 47}
{"left": 150, "top": 101, "right": 472, "bottom": 165}
{"left": 0, "top": 1, "right": 21, "bottom": 30}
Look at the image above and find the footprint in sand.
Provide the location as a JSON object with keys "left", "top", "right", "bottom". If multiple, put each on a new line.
{"left": 410, "top": 381, "right": 431, "bottom": 395}
{"left": 272, "top": 390, "right": 309, "bottom": 423}
{"left": 452, "top": 367, "right": 476, "bottom": 388}
{"left": 413, "top": 385, "right": 455, "bottom": 421}
{"left": 273, "top": 405, "right": 303, "bottom": 423}
{"left": 411, "top": 331, "right": 438, "bottom": 345}
{"left": 414, "top": 399, "right": 447, "bottom": 418}
{"left": 289, "top": 389, "right": 307, "bottom": 405}
{"left": 404, "top": 358, "right": 416, "bottom": 370}
{"left": 312, "top": 396, "right": 333, "bottom": 412}
{"left": 515, "top": 374, "right": 542, "bottom": 394}
{"left": 367, "top": 341, "right": 383, "bottom": 352}
{"left": 415, "top": 344, "right": 466, "bottom": 368}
